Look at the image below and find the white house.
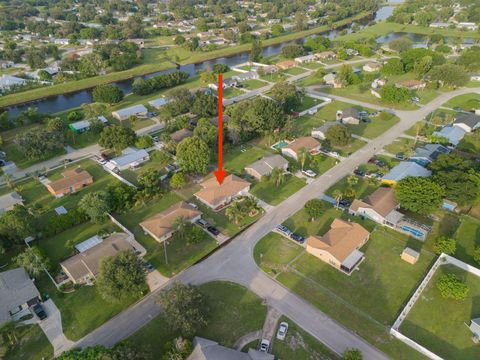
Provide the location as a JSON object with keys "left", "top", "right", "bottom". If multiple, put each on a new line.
{"left": 281, "top": 137, "right": 320, "bottom": 160}
{"left": 0, "top": 75, "right": 27, "bottom": 91}
{"left": 311, "top": 121, "right": 337, "bottom": 140}
{"left": 148, "top": 97, "right": 170, "bottom": 109}
{"left": 453, "top": 113, "right": 480, "bottom": 133}
{"left": 294, "top": 54, "right": 317, "bottom": 64}
{"left": 112, "top": 104, "right": 148, "bottom": 121}
{"left": 106, "top": 148, "right": 150, "bottom": 171}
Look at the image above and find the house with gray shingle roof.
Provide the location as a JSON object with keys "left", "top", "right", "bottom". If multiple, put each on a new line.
{"left": 245, "top": 154, "right": 289, "bottom": 180}
{"left": 410, "top": 144, "right": 450, "bottom": 167}
{"left": 453, "top": 112, "right": 480, "bottom": 133}
{"left": 0, "top": 268, "right": 41, "bottom": 325}
{"left": 433, "top": 125, "right": 466, "bottom": 146}
{"left": 188, "top": 337, "right": 274, "bottom": 360}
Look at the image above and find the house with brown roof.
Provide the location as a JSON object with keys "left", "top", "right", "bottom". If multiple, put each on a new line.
{"left": 306, "top": 219, "right": 370, "bottom": 274}
{"left": 349, "top": 187, "right": 402, "bottom": 227}
{"left": 47, "top": 168, "right": 93, "bottom": 197}
{"left": 315, "top": 51, "right": 336, "bottom": 60}
{"left": 281, "top": 137, "right": 320, "bottom": 161}
{"left": 395, "top": 79, "right": 426, "bottom": 90}
{"left": 170, "top": 128, "right": 193, "bottom": 143}
{"left": 140, "top": 202, "right": 202, "bottom": 243}
{"left": 194, "top": 174, "right": 250, "bottom": 210}
{"left": 276, "top": 60, "right": 296, "bottom": 70}
{"left": 60, "top": 233, "right": 133, "bottom": 284}
{"left": 363, "top": 62, "right": 381, "bottom": 73}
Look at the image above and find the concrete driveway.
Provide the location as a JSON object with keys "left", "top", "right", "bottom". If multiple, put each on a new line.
{"left": 38, "top": 299, "right": 74, "bottom": 356}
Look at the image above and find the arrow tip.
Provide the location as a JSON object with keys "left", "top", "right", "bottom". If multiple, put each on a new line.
{"left": 214, "top": 169, "right": 227, "bottom": 185}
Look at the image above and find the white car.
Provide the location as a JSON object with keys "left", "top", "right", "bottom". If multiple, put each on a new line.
{"left": 276, "top": 321, "right": 289, "bottom": 340}
{"left": 259, "top": 339, "right": 270, "bottom": 353}
{"left": 302, "top": 169, "right": 316, "bottom": 178}
{"left": 330, "top": 151, "right": 340, "bottom": 158}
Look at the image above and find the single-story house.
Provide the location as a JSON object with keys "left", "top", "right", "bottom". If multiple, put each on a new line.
{"left": 349, "top": 187, "right": 402, "bottom": 228}
{"left": 188, "top": 337, "right": 274, "bottom": 360}
{"left": 107, "top": 148, "right": 150, "bottom": 171}
{"left": 232, "top": 71, "right": 259, "bottom": 82}
{"left": 281, "top": 136, "right": 320, "bottom": 161}
{"left": 401, "top": 247, "right": 420, "bottom": 264}
{"left": 311, "top": 121, "right": 337, "bottom": 140}
{"left": 429, "top": 22, "right": 450, "bottom": 28}
{"left": 260, "top": 65, "right": 278, "bottom": 74}
{"left": 306, "top": 219, "right": 370, "bottom": 274}
{"left": 410, "top": 143, "right": 450, "bottom": 167}
{"left": 0, "top": 192, "right": 24, "bottom": 214}
{"left": 68, "top": 120, "right": 91, "bottom": 133}
{"left": 337, "top": 108, "right": 360, "bottom": 125}
{"left": 148, "top": 97, "right": 170, "bottom": 109}
{"left": 112, "top": 104, "right": 148, "bottom": 121}
{"left": 170, "top": 128, "right": 193, "bottom": 143}
{"left": 346, "top": 48, "right": 359, "bottom": 56}
{"left": 294, "top": 54, "right": 316, "bottom": 64}
{"left": 315, "top": 51, "right": 336, "bottom": 60}
{"left": 194, "top": 174, "right": 250, "bottom": 210}
{"left": 381, "top": 161, "right": 432, "bottom": 186}
{"left": 432, "top": 125, "right": 466, "bottom": 146}
{"left": 0, "top": 75, "right": 27, "bottom": 91}
{"left": 61, "top": 233, "right": 134, "bottom": 284}
{"left": 140, "top": 202, "right": 202, "bottom": 243}
{"left": 395, "top": 79, "right": 426, "bottom": 90}
{"left": 363, "top": 62, "right": 381, "bottom": 73}
{"left": 0, "top": 267, "right": 41, "bottom": 326}
{"left": 468, "top": 318, "right": 480, "bottom": 341}
{"left": 470, "top": 74, "right": 480, "bottom": 81}
{"left": 245, "top": 154, "right": 289, "bottom": 180}
{"left": 47, "top": 168, "right": 93, "bottom": 197}
{"left": 453, "top": 112, "right": 480, "bottom": 133}
{"left": 276, "top": 60, "right": 296, "bottom": 70}
{"left": 323, "top": 73, "right": 343, "bottom": 88}
{"left": 457, "top": 22, "right": 478, "bottom": 31}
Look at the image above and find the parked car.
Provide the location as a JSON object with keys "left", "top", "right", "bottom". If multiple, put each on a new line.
{"left": 302, "top": 169, "right": 316, "bottom": 178}
{"left": 207, "top": 226, "right": 220, "bottom": 236}
{"left": 330, "top": 151, "right": 340, "bottom": 158}
{"left": 276, "top": 321, "right": 289, "bottom": 340}
{"left": 143, "top": 262, "right": 154, "bottom": 272}
{"left": 165, "top": 164, "right": 176, "bottom": 173}
{"left": 276, "top": 225, "right": 292, "bottom": 236}
{"left": 259, "top": 339, "right": 270, "bottom": 353}
{"left": 32, "top": 303, "right": 47, "bottom": 320}
{"left": 152, "top": 136, "right": 160, "bottom": 143}
{"left": 100, "top": 153, "right": 110, "bottom": 161}
{"left": 338, "top": 199, "right": 351, "bottom": 209}
{"left": 395, "top": 153, "right": 406, "bottom": 160}
{"left": 353, "top": 169, "right": 365, "bottom": 177}
{"left": 188, "top": 202, "right": 198, "bottom": 209}
{"left": 411, "top": 96, "right": 420, "bottom": 103}
{"left": 196, "top": 219, "right": 209, "bottom": 228}
{"left": 290, "top": 233, "right": 305, "bottom": 244}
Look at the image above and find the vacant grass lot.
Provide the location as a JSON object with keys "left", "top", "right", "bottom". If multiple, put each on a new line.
{"left": 383, "top": 137, "right": 419, "bottom": 155}
{"left": 283, "top": 67, "right": 307, "bottom": 76}
{"left": 401, "top": 265, "right": 480, "bottom": 360}
{"left": 243, "top": 79, "right": 268, "bottom": 90}
{"left": 347, "top": 113, "right": 399, "bottom": 139}
{"left": 254, "top": 226, "right": 435, "bottom": 360}
{"left": 454, "top": 216, "right": 480, "bottom": 267}
{"left": 4, "top": 325, "right": 53, "bottom": 360}
{"left": 442, "top": 93, "right": 480, "bottom": 111}
{"left": 260, "top": 72, "right": 287, "bottom": 83}
{"left": 251, "top": 175, "right": 306, "bottom": 205}
{"left": 125, "top": 281, "right": 267, "bottom": 360}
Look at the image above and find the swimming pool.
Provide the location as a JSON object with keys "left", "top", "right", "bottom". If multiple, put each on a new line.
{"left": 271, "top": 140, "right": 289, "bottom": 151}
{"left": 400, "top": 225, "right": 425, "bottom": 239}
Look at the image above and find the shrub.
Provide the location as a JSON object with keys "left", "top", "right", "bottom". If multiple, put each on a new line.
{"left": 436, "top": 273, "right": 469, "bottom": 300}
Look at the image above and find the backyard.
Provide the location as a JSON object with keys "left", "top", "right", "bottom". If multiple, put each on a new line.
{"left": 119, "top": 150, "right": 172, "bottom": 186}
{"left": 401, "top": 264, "right": 480, "bottom": 360}
{"left": 250, "top": 175, "right": 306, "bottom": 206}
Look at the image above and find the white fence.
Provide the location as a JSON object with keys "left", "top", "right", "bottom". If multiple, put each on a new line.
{"left": 390, "top": 253, "right": 480, "bottom": 360}
{"left": 107, "top": 213, "right": 147, "bottom": 257}
{"left": 103, "top": 166, "right": 137, "bottom": 188}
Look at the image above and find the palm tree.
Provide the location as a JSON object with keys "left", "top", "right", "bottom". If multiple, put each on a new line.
{"left": 270, "top": 168, "right": 286, "bottom": 187}
{"left": 346, "top": 175, "right": 358, "bottom": 187}
{"left": 2, "top": 174, "right": 14, "bottom": 190}
{"left": 332, "top": 189, "right": 343, "bottom": 209}
{"left": 0, "top": 321, "right": 18, "bottom": 347}
{"left": 225, "top": 201, "right": 245, "bottom": 225}
{"left": 297, "top": 147, "right": 310, "bottom": 171}
{"left": 173, "top": 216, "right": 188, "bottom": 238}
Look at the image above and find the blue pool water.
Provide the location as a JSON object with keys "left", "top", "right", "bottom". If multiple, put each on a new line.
{"left": 400, "top": 226, "right": 424, "bottom": 238}
{"left": 271, "top": 141, "right": 289, "bottom": 151}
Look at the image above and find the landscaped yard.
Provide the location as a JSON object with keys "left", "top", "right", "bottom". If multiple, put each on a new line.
{"left": 254, "top": 225, "right": 435, "bottom": 360}
{"left": 119, "top": 150, "right": 172, "bottom": 186}
{"left": 124, "top": 281, "right": 267, "bottom": 360}
{"left": 305, "top": 154, "right": 338, "bottom": 176}
{"left": 242, "top": 79, "right": 268, "bottom": 90}
{"left": 223, "top": 143, "right": 273, "bottom": 175}
{"left": 443, "top": 93, "right": 480, "bottom": 111}
{"left": 260, "top": 72, "right": 287, "bottom": 83}
{"left": 283, "top": 67, "right": 307, "bottom": 76}
{"left": 116, "top": 192, "right": 217, "bottom": 276}
{"left": 250, "top": 175, "right": 306, "bottom": 205}
{"left": 383, "top": 137, "right": 420, "bottom": 156}
{"left": 223, "top": 87, "right": 244, "bottom": 99}
{"left": 401, "top": 264, "right": 480, "bottom": 360}
{"left": 324, "top": 175, "right": 378, "bottom": 200}
{"left": 3, "top": 325, "right": 53, "bottom": 360}
{"left": 346, "top": 113, "right": 399, "bottom": 139}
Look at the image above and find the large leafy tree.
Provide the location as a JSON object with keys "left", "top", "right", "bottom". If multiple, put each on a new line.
{"left": 270, "top": 82, "right": 303, "bottom": 112}
{"left": 379, "top": 84, "right": 411, "bottom": 104}
{"left": 281, "top": 44, "right": 304, "bottom": 59}
{"left": 304, "top": 199, "right": 326, "bottom": 221}
{"left": 0, "top": 205, "right": 36, "bottom": 244}
{"left": 193, "top": 118, "right": 217, "bottom": 146}
{"left": 99, "top": 125, "right": 136, "bottom": 151}
{"left": 165, "top": 88, "right": 194, "bottom": 116}
{"left": 433, "top": 236, "right": 456, "bottom": 255}
{"left": 137, "top": 168, "right": 163, "bottom": 198}
{"left": 97, "top": 250, "right": 147, "bottom": 302}
{"left": 79, "top": 191, "right": 111, "bottom": 224}
{"left": 92, "top": 84, "right": 124, "bottom": 104}
{"left": 14, "top": 247, "right": 49, "bottom": 277}
{"left": 325, "top": 124, "right": 351, "bottom": 146}
{"left": 176, "top": 137, "right": 210, "bottom": 174}
{"left": 192, "top": 92, "right": 217, "bottom": 117}
{"left": 156, "top": 282, "right": 208, "bottom": 337}
{"left": 429, "top": 64, "right": 469, "bottom": 87}
{"left": 395, "top": 176, "right": 444, "bottom": 215}
{"left": 243, "top": 97, "right": 286, "bottom": 135}
{"left": 16, "top": 128, "right": 64, "bottom": 160}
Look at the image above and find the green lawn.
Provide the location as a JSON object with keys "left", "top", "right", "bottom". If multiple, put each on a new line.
{"left": 254, "top": 226, "right": 435, "bottom": 360}
{"left": 124, "top": 281, "right": 267, "bottom": 360}
{"left": 3, "top": 141, "right": 67, "bottom": 169}
{"left": 223, "top": 144, "right": 273, "bottom": 176}
{"left": 4, "top": 325, "right": 53, "bottom": 360}
{"left": 270, "top": 316, "right": 339, "bottom": 360}
{"left": 305, "top": 154, "right": 338, "bottom": 176}
{"left": 383, "top": 137, "right": 419, "bottom": 155}
{"left": 324, "top": 176, "right": 378, "bottom": 200}
{"left": 283, "top": 67, "right": 307, "bottom": 76}
{"left": 453, "top": 216, "right": 480, "bottom": 267}
{"left": 37, "top": 275, "right": 140, "bottom": 341}
{"left": 401, "top": 265, "right": 480, "bottom": 360}
{"left": 457, "top": 131, "right": 480, "bottom": 154}
{"left": 116, "top": 192, "right": 217, "bottom": 276}
{"left": 243, "top": 79, "right": 268, "bottom": 90}
{"left": 223, "top": 87, "right": 244, "bottom": 99}
{"left": 251, "top": 175, "right": 306, "bottom": 205}
{"left": 119, "top": 150, "right": 172, "bottom": 186}
{"left": 260, "top": 72, "right": 287, "bottom": 83}
{"left": 442, "top": 93, "right": 480, "bottom": 111}
{"left": 301, "top": 62, "right": 324, "bottom": 70}
{"left": 295, "top": 95, "right": 323, "bottom": 112}
{"left": 347, "top": 113, "right": 399, "bottom": 139}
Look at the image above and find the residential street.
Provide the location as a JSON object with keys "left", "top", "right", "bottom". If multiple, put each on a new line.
{"left": 73, "top": 87, "right": 480, "bottom": 359}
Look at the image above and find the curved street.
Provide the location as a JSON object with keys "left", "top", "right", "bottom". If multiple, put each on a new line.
{"left": 73, "top": 87, "right": 480, "bottom": 359}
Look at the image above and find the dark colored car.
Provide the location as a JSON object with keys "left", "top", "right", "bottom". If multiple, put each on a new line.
{"left": 353, "top": 169, "right": 365, "bottom": 177}
{"left": 338, "top": 199, "right": 352, "bottom": 209}
{"left": 33, "top": 303, "right": 47, "bottom": 320}
{"left": 290, "top": 233, "right": 305, "bottom": 243}
{"left": 207, "top": 226, "right": 220, "bottom": 236}
{"left": 100, "top": 153, "right": 110, "bottom": 161}
{"left": 196, "top": 219, "right": 209, "bottom": 228}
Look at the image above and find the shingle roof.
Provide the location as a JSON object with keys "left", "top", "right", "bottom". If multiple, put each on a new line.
{"left": 111, "top": 149, "right": 149, "bottom": 167}
{"left": 170, "top": 128, "right": 193, "bottom": 142}
{"left": 140, "top": 202, "right": 202, "bottom": 240}
{"left": 60, "top": 233, "right": 132, "bottom": 282}
{"left": 349, "top": 187, "right": 398, "bottom": 217}
{"left": 342, "top": 107, "right": 359, "bottom": 119}
{"left": 381, "top": 162, "right": 432, "bottom": 182}
{"left": 188, "top": 337, "right": 274, "bottom": 360}
{"left": 112, "top": 104, "right": 148, "bottom": 119}
{"left": 306, "top": 219, "right": 370, "bottom": 263}
{"left": 454, "top": 112, "right": 480, "bottom": 128}
{"left": 195, "top": 175, "right": 250, "bottom": 207}
{"left": 48, "top": 168, "right": 93, "bottom": 193}
{"left": 245, "top": 155, "right": 288, "bottom": 177}
{"left": 283, "top": 137, "right": 320, "bottom": 154}
{"left": 0, "top": 268, "right": 40, "bottom": 325}
{"left": 412, "top": 144, "right": 449, "bottom": 162}
{"left": 433, "top": 125, "right": 466, "bottom": 146}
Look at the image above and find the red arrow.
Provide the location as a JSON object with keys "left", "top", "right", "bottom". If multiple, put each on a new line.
{"left": 214, "top": 73, "right": 227, "bottom": 185}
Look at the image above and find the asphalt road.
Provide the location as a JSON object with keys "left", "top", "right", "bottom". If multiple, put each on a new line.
{"left": 75, "top": 87, "right": 480, "bottom": 358}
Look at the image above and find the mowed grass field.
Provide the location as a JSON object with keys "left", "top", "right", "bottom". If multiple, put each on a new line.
{"left": 401, "top": 264, "right": 480, "bottom": 360}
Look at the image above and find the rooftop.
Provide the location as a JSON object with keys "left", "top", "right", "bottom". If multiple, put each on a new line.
{"left": 350, "top": 187, "right": 398, "bottom": 217}
{"left": 195, "top": 174, "right": 250, "bottom": 207}
{"left": 283, "top": 137, "right": 320, "bottom": 153}
{"left": 245, "top": 154, "right": 288, "bottom": 177}
{"left": 48, "top": 168, "right": 93, "bottom": 193}
{"left": 381, "top": 161, "right": 432, "bottom": 182}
